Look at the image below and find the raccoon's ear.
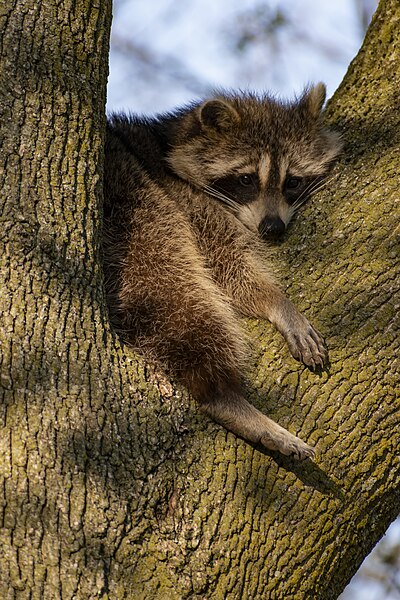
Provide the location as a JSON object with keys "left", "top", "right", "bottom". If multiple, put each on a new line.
{"left": 300, "top": 83, "right": 327, "bottom": 118}
{"left": 198, "top": 99, "right": 240, "bottom": 132}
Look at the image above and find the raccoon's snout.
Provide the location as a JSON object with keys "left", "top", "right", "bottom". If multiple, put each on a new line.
{"left": 258, "top": 216, "right": 286, "bottom": 239}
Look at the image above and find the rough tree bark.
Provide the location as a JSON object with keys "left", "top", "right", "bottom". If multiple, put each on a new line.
{"left": 0, "top": 0, "right": 398, "bottom": 598}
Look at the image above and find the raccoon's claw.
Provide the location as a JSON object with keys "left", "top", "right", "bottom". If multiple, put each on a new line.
{"left": 294, "top": 326, "right": 327, "bottom": 368}
{"left": 271, "top": 298, "right": 328, "bottom": 368}
{"left": 261, "top": 429, "right": 315, "bottom": 461}
{"left": 282, "top": 317, "right": 327, "bottom": 369}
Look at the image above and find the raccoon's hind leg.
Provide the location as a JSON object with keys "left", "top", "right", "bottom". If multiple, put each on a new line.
{"left": 171, "top": 306, "right": 315, "bottom": 460}
{"left": 205, "top": 395, "right": 315, "bottom": 460}
{"left": 200, "top": 387, "right": 315, "bottom": 461}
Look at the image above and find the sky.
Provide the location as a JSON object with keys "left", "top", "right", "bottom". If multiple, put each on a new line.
{"left": 106, "top": 2, "right": 400, "bottom": 598}
{"left": 107, "top": 0, "right": 370, "bottom": 115}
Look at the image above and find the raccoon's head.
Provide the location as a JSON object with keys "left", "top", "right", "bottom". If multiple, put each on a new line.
{"left": 166, "top": 84, "right": 342, "bottom": 239}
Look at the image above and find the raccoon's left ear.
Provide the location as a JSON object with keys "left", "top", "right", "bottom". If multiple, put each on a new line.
{"left": 198, "top": 99, "right": 241, "bottom": 132}
{"left": 300, "top": 83, "right": 327, "bottom": 118}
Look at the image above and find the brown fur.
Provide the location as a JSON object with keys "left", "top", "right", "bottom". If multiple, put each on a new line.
{"left": 103, "top": 84, "right": 341, "bottom": 460}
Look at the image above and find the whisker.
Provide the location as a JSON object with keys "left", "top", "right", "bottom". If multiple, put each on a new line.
{"left": 204, "top": 188, "right": 236, "bottom": 209}
{"left": 293, "top": 180, "right": 322, "bottom": 206}
{"left": 202, "top": 184, "right": 240, "bottom": 211}
{"left": 291, "top": 174, "right": 336, "bottom": 212}
{"left": 287, "top": 174, "right": 338, "bottom": 222}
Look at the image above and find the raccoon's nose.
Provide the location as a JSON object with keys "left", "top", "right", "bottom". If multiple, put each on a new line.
{"left": 258, "top": 216, "right": 286, "bottom": 239}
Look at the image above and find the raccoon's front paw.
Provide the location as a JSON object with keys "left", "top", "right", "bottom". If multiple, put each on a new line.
{"left": 270, "top": 298, "right": 328, "bottom": 369}
{"left": 282, "top": 315, "right": 327, "bottom": 369}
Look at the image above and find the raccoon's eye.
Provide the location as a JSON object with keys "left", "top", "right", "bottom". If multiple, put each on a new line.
{"left": 285, "top": 176, "right": 303, "bottom": 190}
{"left": 238, "top": 174, "right": 253, "bottom": 187}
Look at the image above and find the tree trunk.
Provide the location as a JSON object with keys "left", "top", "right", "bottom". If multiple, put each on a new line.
{"left": 0, "top": 0, "right": 398, "bottom": 598}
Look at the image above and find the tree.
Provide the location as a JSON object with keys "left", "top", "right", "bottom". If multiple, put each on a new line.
{"left": 0, "top": 0, "right": 398, "bottom": 598}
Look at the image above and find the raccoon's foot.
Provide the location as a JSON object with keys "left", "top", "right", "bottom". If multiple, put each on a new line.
{"left": 201, "top": 391, "right": 315, "bottom": 461}
{"left": 260, "top": 426, "right": 315, "bottom": 461}
{"left": 268, "top": 297, "right": 327, "bottom": 369}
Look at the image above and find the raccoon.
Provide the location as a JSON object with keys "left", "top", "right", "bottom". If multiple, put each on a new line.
{"left": 103, "top": 83, "right": 341, "bottom": 460}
